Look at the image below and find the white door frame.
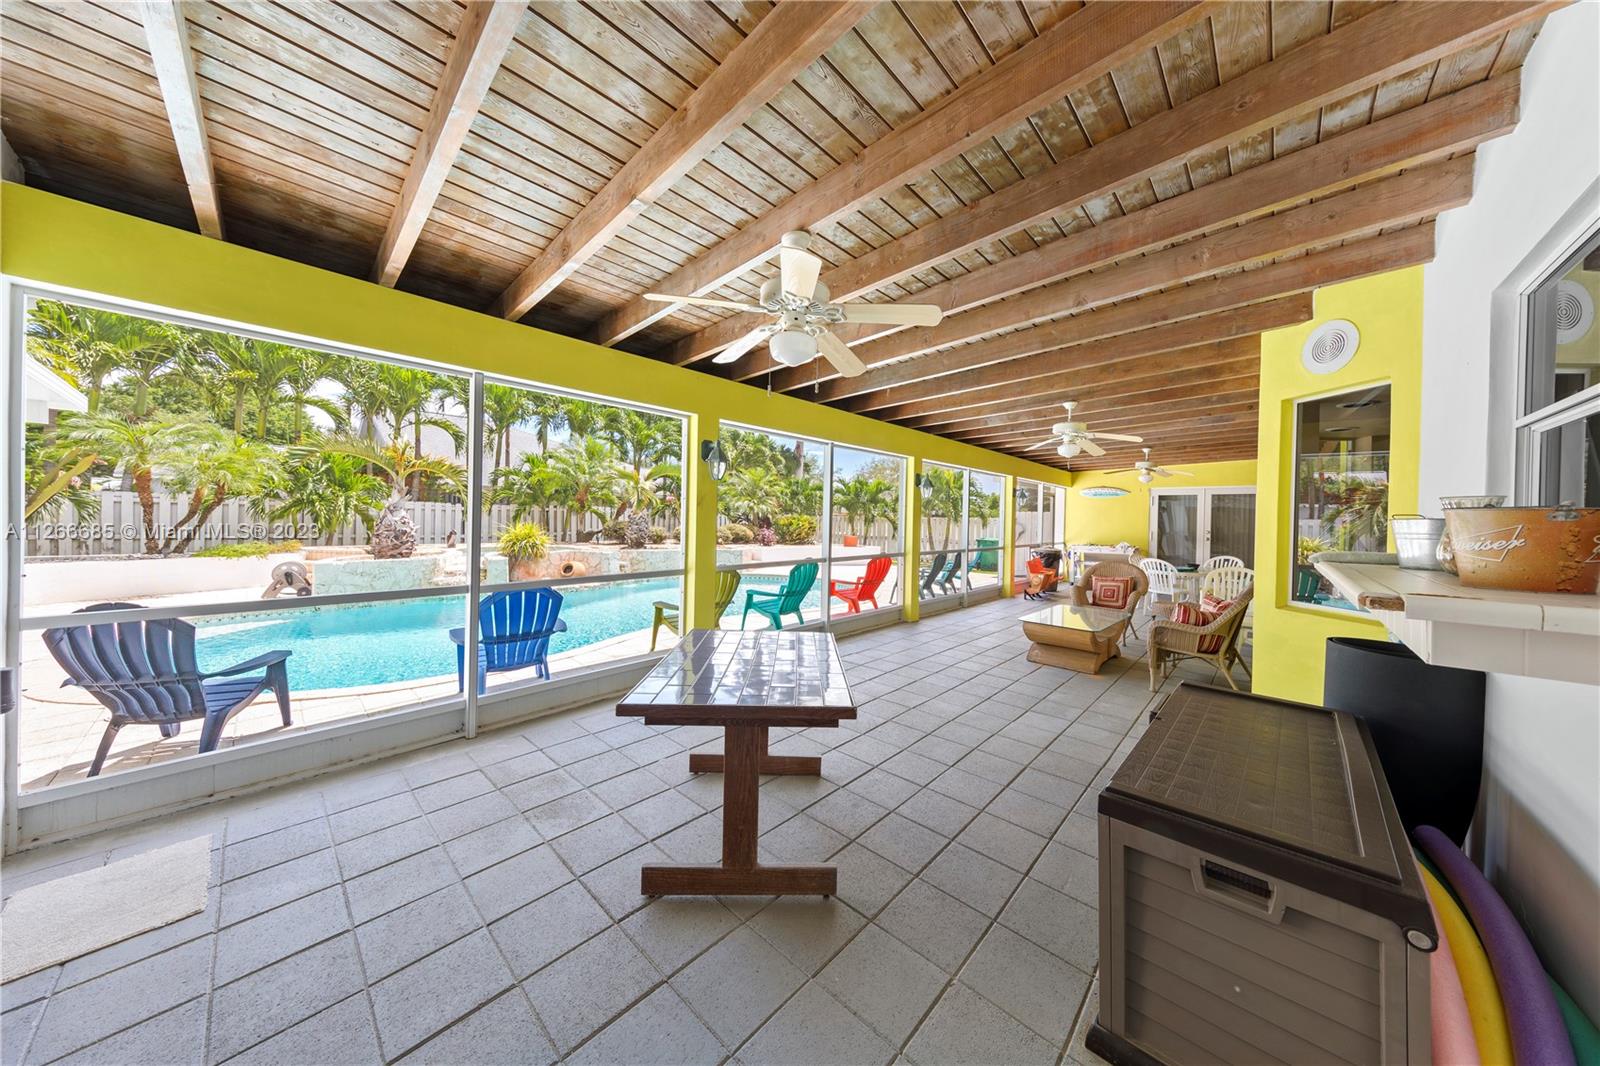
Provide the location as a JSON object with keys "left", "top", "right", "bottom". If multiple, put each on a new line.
{"left": 1149, "top": 485, "right": 1257, "bottom": 566}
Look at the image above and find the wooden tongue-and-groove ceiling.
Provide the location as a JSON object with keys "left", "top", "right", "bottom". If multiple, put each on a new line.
{"left": 0, "top": 0, "right": 1559, "bottom": 469}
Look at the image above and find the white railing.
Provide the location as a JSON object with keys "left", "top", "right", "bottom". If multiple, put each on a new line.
{"left": 25, "top": 492, "right": 680, "bottom": 556}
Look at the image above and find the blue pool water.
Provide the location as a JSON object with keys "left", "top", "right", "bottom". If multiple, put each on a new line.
{"left": 194, "top": 576, "right": 823, "bottom": 690}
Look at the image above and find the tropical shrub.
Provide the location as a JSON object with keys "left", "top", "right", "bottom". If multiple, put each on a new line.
{"left": 757, "top": 525, "right": 776, "bottom": 547}
{"left": 648, "top": 526, "right": 669, "bottom": 544}
{"left": 1297, "top": 535, "right": 1332, "bottom": 564}
{"left": 599, "top": 518, "right": 627, "bottom": 543}
{"left": 194, "top": 540, "right": 302, "bottom": 558}
{"left": 718, "top": 522, "right": 754, "bottom": 544}
{"left": 498, "top": 522, "right": 551, "bottom": 561}
{"left": 774, "top": 514, "right": 818, "bottom": 544}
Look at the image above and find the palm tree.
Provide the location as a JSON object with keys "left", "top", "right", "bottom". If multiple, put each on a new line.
{"left": 254, "top": 451, "right": 387, "bottom": 541}
{"left": 488, "top": 451, "right": 562, "bottom": 523}
{"left": 721, "top": 466, "right": 787, "bottom": 529}
{"left": 27, "top": 302, "right": 183, "bottom": 419}
{"left": 526, "top": 393, "right": 568, "bottom": 452}
{"left": 921, "top": 467, "right": 965, "bottom": 549}
{"left": 604, "top": 409, "right": 677, "bottom": 475}
{"left": 560, "top": 398, "right": 606, "bottom": 440}
{"left": 281, "top": 349, "right": 344, "bottom": 442}
{"left": 319, "top": 435, "right": 466, "bottom": 499}
{"left": 373, "top": 366, "right": 462, "bottom": 496}
{"left": 24, "top": 424, "right": 101, "bottom": 522}
{"left": 547, "top": 437, "right": 622, "bottom": 535}
{"left": 51, "top": 413, "right": 213, "bottom": 552}
{"left": 834, "top": 475, "right": 897, "bottom": 539}
{"left": 482, "top": 383, "right": 533, "bottom": 468}
{"left": 158, "top": 433, "right": 281, "bottom": 554}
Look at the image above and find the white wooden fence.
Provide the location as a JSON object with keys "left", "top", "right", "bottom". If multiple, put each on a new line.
{"left": 25, "top": 491, "right": 679, "bottom": 557}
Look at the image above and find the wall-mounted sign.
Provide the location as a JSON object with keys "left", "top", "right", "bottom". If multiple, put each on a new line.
{"left": 1079, "top": 486, "right": 1130, "bottom": 499}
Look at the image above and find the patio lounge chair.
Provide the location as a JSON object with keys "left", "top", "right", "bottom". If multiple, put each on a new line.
{"left": 918, "top": 552, "right": 947, "bottom": 598}
{"left": 451, "top": 588, "right": 566, "bottom": 694}
{"left": 1148, "top": 585, "right": 1253, "bottom": 691}
{"left": 937, "top": 552, "right": 966, "bottom": 594}
{"left": 829, "top": 556, "right": 891, "bottom": 614}
{"left": 651, "top": 570, "right": 740, "bottom": 650}
{"left": 741, "top": 561, "right": 818, "bottom": 630}
{"left": 42, "top": 602, "right": 292, "bottom": 778}
{"left": 1069, "top": 560, "right": 1149, "bottom": 643}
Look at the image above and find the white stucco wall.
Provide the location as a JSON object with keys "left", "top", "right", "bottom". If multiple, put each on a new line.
{"left": 1418, "top": 1, "right": 1600, "bottom": 1021}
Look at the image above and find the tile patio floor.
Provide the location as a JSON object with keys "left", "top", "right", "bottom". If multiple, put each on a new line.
{"left": 1, "top": 593, "right": 1246, "bottom": 1065}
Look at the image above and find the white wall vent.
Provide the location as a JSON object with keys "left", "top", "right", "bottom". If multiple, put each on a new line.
{"left": 1554, "top": 280, "right": 1595, "bottom": 345}
{"left": 1301, "top": 320, "right": 1360, "bottom": 375}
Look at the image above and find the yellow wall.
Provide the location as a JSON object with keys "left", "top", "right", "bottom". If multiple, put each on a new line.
{"left": 1, "top": 184, "right": 1072, "bottom": 625}
{"left": 1064, "top": 460, "right": 1258, "bottom": 552}
{"left": 1251, "top": 266, "right": 1423, "bottom": 703}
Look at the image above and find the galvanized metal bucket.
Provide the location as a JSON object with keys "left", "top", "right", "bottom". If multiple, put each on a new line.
{"left": 1390, "top": 515, "right": 1447, "bottom": 571}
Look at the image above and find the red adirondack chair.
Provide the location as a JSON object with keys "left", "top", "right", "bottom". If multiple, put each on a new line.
{"left": 829, "top": 556, "right": 892, "bottom": 614}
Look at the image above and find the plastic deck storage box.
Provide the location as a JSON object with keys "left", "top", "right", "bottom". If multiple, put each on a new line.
{"left": 1088, "top": 683, "right": 1436, "bottom": 1066}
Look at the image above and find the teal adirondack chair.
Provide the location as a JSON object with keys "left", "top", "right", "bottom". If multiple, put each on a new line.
{"left": 741, "top": 562, "right": 818, "bottom": 630}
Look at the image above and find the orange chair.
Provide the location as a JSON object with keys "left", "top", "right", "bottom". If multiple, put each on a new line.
{"left": 829, "top": 556, "right": 892, "bottom": 614}
{"left": 1024, "top": 556, "right": 1058, "bottom": 600}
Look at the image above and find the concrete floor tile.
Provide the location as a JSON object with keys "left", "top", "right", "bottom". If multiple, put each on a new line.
{"left": 369, "top": 929, "right": 514, "bottom": 1058}
{"left": 520, "top": 928, "right": 660, "bottom": 1053}
{"left": 739, "top": 982, "right": 895, "bottom": 1066}
{"left": 566, "top": 985, "right": 723, "bottom": 1066}
{"left": 671, "top": 928, "right": 806, "bottom": 1047}
{"left": 207, "top": 935, "right": 364, "bottom": 1063}
{"left": 356, "top": 882, "right": 482, "bottom": 982}
{"left": 402, "top": 990, "right": 556, "bottom": 1066}
{"left": 905, "top": 982, "right": 1057, "bottom": 1066}
{"left": 817, "top": 925, "right": 946, "bottom": 1046}
{"left": 490, "top": 881, "right": 612, "bottom": 980}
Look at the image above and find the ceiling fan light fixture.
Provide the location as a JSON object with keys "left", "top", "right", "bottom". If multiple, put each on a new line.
{"left": 1057, "top": 441, "right": 1082, "bottom": 458}
{"left": 1139, "top": 472, "right": 1154, "bottom": 484}
{"left": 768, "top": 329, "right": 818, "bottom": 366}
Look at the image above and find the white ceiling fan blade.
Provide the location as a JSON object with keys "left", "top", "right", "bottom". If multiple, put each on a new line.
{"left": 816, "top": 331, "right": 865, "bottom": 378}
{"left": 1169, "top": 469, "right": 1196, "bottom": 477}
{"left": 1086, "top": 431, "right": 1144, "bottom": 443}
{"left": 643, "top": 293, "right": 763, "bottom": 313}
{"left": 1100, "top": 468, "right": 1139, "bottom": 475}
{"left": 711, "top": 326, "right": 775, "bottom": 364}
{"left": 779, "top": 246, "right": 821, "bottom": 302}
{"left": 1079, "top": 438, "right": 1106, "bottom": 457}
{"left": 1030, "top": 439, "right": 1061, "bottom": 450}
{"left": 839, "top": 303, "right": 943, "bottom": 327}
{"left": 1153, "top": 468, "right": 1174, "bottom": 477}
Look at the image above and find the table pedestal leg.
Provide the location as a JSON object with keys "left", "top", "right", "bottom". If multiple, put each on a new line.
{"left": 688, "top": 725, "right": 822, "bottom": 776}
{"left": 641, "top": 723, "right": 835, "bottom": 897}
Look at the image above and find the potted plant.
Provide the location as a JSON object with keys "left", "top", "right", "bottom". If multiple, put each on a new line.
{"left": 498, "top": 521, "right": 551, "bottom": 582}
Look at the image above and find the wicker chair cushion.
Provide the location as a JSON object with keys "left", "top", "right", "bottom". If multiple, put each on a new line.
{"left": 1201, "top": 592, "right": 1234, "bottom": 616}
{"left": 1169, "top": 602, "right": 1226, "bottom": 653}
{"left": 1091, "top": 575, "right": 1134, "bottom": 610}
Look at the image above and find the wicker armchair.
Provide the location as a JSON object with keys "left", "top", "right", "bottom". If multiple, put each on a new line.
{"left": 1068, "top": 560, "right": 1148, "bottom": 642}
{"left": 1148, "top": 585, "right": 1253, "bottom": 692}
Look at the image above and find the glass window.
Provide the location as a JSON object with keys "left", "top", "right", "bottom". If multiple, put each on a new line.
{"left": 967, "top": 471, "right": 1003, "bottom": 591}
{"left": 18, "top": 296, "right": 471, "bottom": 787}
{"left": 477, "top": 379, "right": 686, "bottom": 695}
{"left": 1013, "top": 479, "right": 1041, "bottom": 580}
{"left": 1291, "top": 384, "right": 1392, "bottom": 609}
{"left": 829, "top": 446, "right": 904, "bottom": 620}
{"left": 919, "top": 463, "right": 964, "bottom": 600}
{"left": 1520, "top": 224, "right": 1600, "bottom": 505}
{"left": 717, "top": 426, "right": 824, "bottom": 628}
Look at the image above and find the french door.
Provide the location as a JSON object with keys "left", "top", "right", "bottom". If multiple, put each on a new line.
{"left": 1150, "top": 487, "right": 1256, "bottom": 567}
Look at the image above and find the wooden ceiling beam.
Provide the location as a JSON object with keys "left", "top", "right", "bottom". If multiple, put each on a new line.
{"left": 986, "top": 410, "right": 1263, "bottom": 458}
{"left": 588, "top": 1, "right": 1212, "bottom": 346}
{"left": 372, "top": 1, "right": 526, "bottom": 286}
{"left": 839, "top": 157, "right": 1468, "bottom": 371}
{"left": 951, "top": 379, "right": 1262, "bottom": 441}
{"left": 137, "top": 0, "right": 223, "bottom": 238}
{"left": 867, "top": 320, "right": 1278, "bottom": 425}
{"left": 812, "top": 160, "right": 1464, "bottom": 404}
{"left": 845, "top": 222, "right": 1434, "bottom": 413}
{"left": 691, "top": 8, "right": 1531, "bottom": 377}
{"left": 1037, "top": 428, "right": 1262, "bottom": 469}
{"left": 899, "top": 359, "right": 1261, "bottom": 431}
{"left": 491, "top": 1, "right": 871, "bottom": 317}
{"left": 965, "top": 403, "right": 1262, "bottom": 454}
{"left": 961, "top": 382, "right": 1261, "bottom": 441}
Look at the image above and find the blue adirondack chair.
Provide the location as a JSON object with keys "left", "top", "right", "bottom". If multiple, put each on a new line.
{"left": 741, "top": 561, "right": 818, "bottom": 630}
{"left": 938, "top": 552, "right": 966, "bottom": 594}
{"left": 41, "top": 602, "right": 292, "bottom": 777}
{"left": 451, "top": 588, "right": 567, "bottom": 694}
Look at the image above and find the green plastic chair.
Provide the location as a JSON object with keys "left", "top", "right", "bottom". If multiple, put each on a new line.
{"left": 741, "top": 561, "right": 818, "bottom": 630}
{"left": 651, "top": 570, "right": 741, "bottom": 650}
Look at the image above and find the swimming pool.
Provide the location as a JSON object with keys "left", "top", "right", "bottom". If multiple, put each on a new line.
{"left": 194, "top": 575, "right": 823, "bottom": 690}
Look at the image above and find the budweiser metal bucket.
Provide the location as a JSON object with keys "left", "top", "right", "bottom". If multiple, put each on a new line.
{"left": 1442, "top": 505, "right": 1600, "bottom": 594}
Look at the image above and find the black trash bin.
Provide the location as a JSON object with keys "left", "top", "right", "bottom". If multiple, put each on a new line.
{"left": 1324, "top": 637, "right": 1485, "bottom": 845}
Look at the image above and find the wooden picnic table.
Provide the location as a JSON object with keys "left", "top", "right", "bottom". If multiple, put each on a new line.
{"left": 615, "top": 628, "right": 856, "bottom": 897}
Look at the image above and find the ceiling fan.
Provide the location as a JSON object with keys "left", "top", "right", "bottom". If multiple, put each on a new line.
{"left": 1029, "top": 401, "right": 1144, "bottom": 458}
{"left": 1108, "top": 447, "right": 1196, "bottom": 483}
{"left": 642, "top": 231, "right": 942, "bottom": 378}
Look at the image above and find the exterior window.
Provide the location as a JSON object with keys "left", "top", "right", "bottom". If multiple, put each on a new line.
{"left": 967, "top": 471, "right": 1003, "bottom": 591}
{"left": 1291, "top": 384, "right": 1392, "bottom": 609}
{"left": 1518, "top": 224, "right": 1600, "bottom": 505}
{"left": 716, "top": 425, "right": 825, "bottom": 628}
{"left": 829, "top": 446, "right": 904, "bottom": 619}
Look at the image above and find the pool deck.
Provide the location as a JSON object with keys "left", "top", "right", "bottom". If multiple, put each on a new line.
{"left": 14, "top": 560, "right": 909, "bottom": 792}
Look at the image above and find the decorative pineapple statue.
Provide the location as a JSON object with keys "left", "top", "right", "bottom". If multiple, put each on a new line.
{"left": 370, "top": 495, "right": 417, "bottom": 558}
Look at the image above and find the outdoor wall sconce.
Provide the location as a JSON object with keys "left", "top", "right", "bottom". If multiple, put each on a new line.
{"left": 700, "top": 439, "right": 728, "bottom": 481}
